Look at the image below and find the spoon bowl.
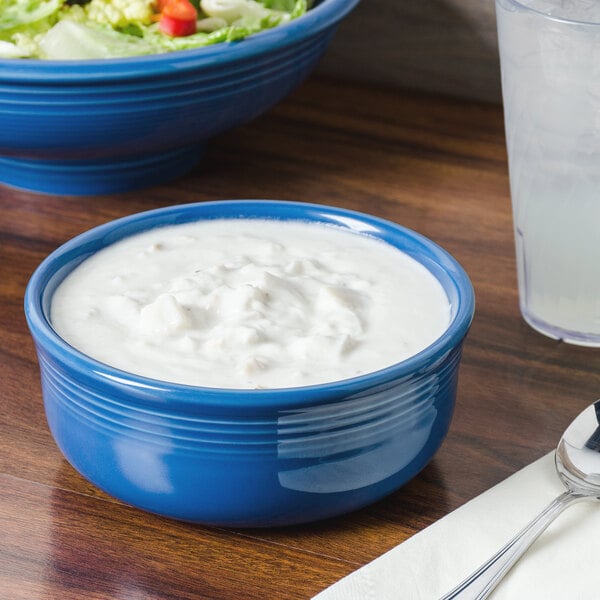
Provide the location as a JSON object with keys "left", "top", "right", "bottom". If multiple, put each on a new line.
{"left": 556, "top": 402, "right": 600, "bottom": 493}
{"left": 441, "top": 400, "right": 600, "bottom": 599}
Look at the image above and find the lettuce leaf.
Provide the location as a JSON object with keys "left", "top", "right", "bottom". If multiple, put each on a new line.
{"left": 39, "top": 20, "right": 158, "bottom": 58}
{"left": 1, "top": 0, "right": 312, "bottom": 59}
{"left": 0, "top": 0, "right": 64, "bottom": 31}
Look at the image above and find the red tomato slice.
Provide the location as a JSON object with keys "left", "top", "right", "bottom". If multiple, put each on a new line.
{"left": 159, "top": 0, "right": 197, "bottom": 37}
{"left": 162, "top": 0, "right": 197, "bottom": 20}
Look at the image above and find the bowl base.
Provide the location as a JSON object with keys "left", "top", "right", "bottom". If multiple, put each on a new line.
{"left": 0, "top": 143, "right": 204, "bottom": 196}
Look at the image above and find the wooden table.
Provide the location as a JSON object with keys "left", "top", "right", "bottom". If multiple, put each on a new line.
{"left": 3, "top": 77, "right": 600, "bottom": 600}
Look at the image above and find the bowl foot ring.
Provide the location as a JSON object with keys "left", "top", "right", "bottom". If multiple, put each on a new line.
{"left": 0, "top": 144, "right": 205, "bottom": 196}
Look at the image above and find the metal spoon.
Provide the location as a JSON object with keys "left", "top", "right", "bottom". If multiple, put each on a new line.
{"left": 440, "top": 400, "right": 600, "bottom": 599}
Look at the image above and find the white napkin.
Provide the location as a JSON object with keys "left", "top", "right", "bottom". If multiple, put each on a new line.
{"left": 313, "top": 453, "right": 600, "bottom": 600}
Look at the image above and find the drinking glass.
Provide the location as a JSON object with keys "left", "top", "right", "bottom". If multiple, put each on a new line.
{"left": 496, "top": 0, "right": 600, "bottom": 346}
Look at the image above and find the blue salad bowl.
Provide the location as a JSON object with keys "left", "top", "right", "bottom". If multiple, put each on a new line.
{"left": 25, "top": 200, "right": 475, "bottom": 527}
{"left": 0, "top": 0, "right": 359, "bottom": 196}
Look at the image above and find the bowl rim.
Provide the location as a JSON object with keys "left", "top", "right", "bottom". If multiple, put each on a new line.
{"left": 0, "top": 0, "right": 360, "bottom": 82}
{"left": 24, "top": 199, "right": 475, "bottom": 409}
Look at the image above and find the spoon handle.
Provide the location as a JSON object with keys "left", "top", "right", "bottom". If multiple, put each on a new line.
{"left": 439, "top": 490, "right": 589, "bottom": 599}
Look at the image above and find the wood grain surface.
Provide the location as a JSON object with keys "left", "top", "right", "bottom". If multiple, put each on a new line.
{"left": 2, "top": 76, "right": 600, "bottom": 599}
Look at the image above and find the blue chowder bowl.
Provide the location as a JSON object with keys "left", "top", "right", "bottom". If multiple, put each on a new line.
{"left": 25, "top": 200, "right": 475, "bottom": 527}
{"left": 0, "top": 0, "right": 359, "bottom": 196}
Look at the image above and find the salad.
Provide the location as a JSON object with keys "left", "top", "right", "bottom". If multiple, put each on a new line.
{"left": 0, "top": 0, "right": 312, "bottom": 59}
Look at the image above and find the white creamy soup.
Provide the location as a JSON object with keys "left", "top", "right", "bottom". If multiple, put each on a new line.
{"left": 51, "top": 219, "right": 451, "bottom": 389}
